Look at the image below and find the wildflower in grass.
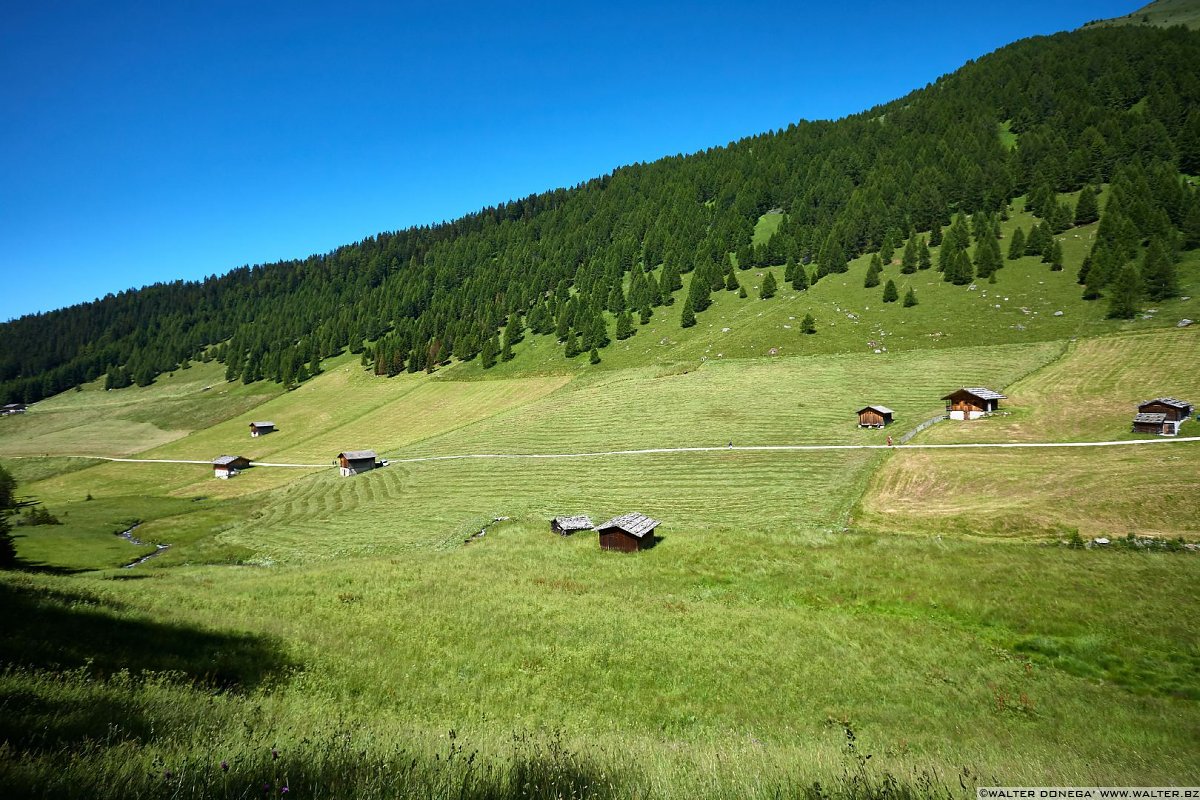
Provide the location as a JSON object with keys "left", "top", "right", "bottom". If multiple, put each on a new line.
{"left": 281, "top": 787, "right": 290, "bottom": 795}
{"left": 272, "top": 748, "right": 280, "bottom": 761}
{"left": 221, "top": 760, "right": 229, "bottom": 772}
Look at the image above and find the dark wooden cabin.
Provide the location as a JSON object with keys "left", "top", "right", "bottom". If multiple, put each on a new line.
{"left": 1132, "top": 412, "right": 1171, "bottom": 436}
{"left": 596, "top": 512, "right": 660, "bottom": 553}
{"left": 1136, "top": 398, "right": 1192, "bottom": 435}
{"left": 856, "top": 405, "right": 894, "bottom": 428}
{"left": 337, "top": 450, "right": 378, "bottom": 477}
{"left": 249, "top": 421, "right": 276, "bottom": 437}
{"left": 942, "top": 387, "right": 1005, "bottom": 420}
{"left": 1, "top": 403, "right": 26, "bottom": 415}
{"left": 550, "top": 515, "right": 593, "bottom": 535}
{"left": 212, "top": 454, "right": 251, "bottom": 479}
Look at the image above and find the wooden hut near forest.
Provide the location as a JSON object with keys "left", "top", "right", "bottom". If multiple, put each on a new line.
{"left": 337, "top": 450, "right": 378, "bottom": 477}
{"left": 550, "top": 515, "right": 593, "bottom": 535}
{"left": 856, "top": 405, "right": 894, "bottom": 428}
{"left": 596, "top": 512, "right": 660, "bottom": 553}
{"left": 942, "top": 388, "right": 1005, "bottom": 420}
{"left": 249, "top": 421, "right": 276, "bottom": 437}
{"left": 212, "top": 455, "right": 250, "bottom": 479}
{"left": 1134, "top": 398, "right": 1192, "bottom": 436}
{"left": 1, "top": 403, "right": 26, "bottom": 415}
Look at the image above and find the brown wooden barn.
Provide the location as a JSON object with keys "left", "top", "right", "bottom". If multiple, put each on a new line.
{"left": 1135, "top": 397, "right": 1193, "bottom": 435}
{"left": 550, "top": 515, "right": 593, "bottom": 535}
{"left": 249, "top": 421, "right": 276, "bottom": 437}
{"left": 337, "top": 450, "right": 378, "bottom": 477}
{"left": 212, "top": 454, "right": 251, "bottom": 479}
{"left": 942, "top": 387, "right": 1005, "bottom": 420}
{"left": 1, "top": 403, "right": 26, "bottom": 415}
{"left": 1132, "top": 412, "right": 1172, "bottom": 436}
{"left": 596, "top": 512, "right": 660, "bottom": 552}
{"left": 856, "top": 405, "right": 894, "bottom": 428}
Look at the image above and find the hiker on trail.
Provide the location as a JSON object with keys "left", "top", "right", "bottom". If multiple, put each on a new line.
{"left": 886, "top": 435, "right": 893, "bottom": 447}
{"left": 728, "top": 440, "right": 733, "bottom": 449}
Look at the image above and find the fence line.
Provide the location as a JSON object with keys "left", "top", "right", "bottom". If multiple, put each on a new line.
{"left": 899, "top": 413, "right": 947, "bottom": 444}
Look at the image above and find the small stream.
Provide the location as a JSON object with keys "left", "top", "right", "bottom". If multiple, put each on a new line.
{"left": 116, "top": 524, "right": 170, "bottom": 568}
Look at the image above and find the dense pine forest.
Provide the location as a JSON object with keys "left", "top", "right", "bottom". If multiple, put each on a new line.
{"left": 3, "top": 24, "right": 1199, "bottom": 405}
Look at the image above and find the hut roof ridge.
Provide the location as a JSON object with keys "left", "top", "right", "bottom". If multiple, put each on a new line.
{"left": 596, "top": 512, "right": 660, "bottom": 538}
{"left": 339, "top": 450, "right": 377, "bottom": 460}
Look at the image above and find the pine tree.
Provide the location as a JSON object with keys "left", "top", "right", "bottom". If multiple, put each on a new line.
{"left": 1142, "top": 237, "right": 1178, "bottom": 300}
{"left": 1106, "top": 262, "right": 1142, "bottom": 319}
{"left": 1077, "top": 255, "right": 1093, "bottom": 286}
{"left": 882, "top": 279, "right": 899, "bottom": 303}
{"left": 901, "top": 237, "right": 918, "bottom": 273}
{"left": 1074, "top": 185, "right": 1100, "bottom": 225}
{"left": 615, "top": 310, "right": 634, "bottom": 340}
{"left": 725, "top": 270, "right": 740, "bottom": 292}
{"left": 760, "top": 271, "right": 778, "bottom": 299}
{"left": 879, "top": 229, "right": 897, "bottom": 265}
{"left": 791, "top": 264, "right": 809, "bottom": 291}
{"left": 784, "top": 257, "right": 797, "bottom": 284}
{"left": 564, "top": 329, "right": 580, "bottom": 358}
{"left": 903, "top": 286, "right": 918, "bottom": 307}
{"left": 481, "top": 336, "right": 499, "bottom": 368}
{"left": 589, "top": 348, "right": 601, "bottom": 365}
{"left": 929, "top": 222, "right": 943, "bottom": 247}
{"left": 738, "top": 285, "right": 747, "bottom": 298}
{"left": 918, "top": 237, "right": 932, "bottom": 270}
{"left": 801, "top": 313, "right": 816, "bottom": 334}
{"left": 864, "top": 254, "right": 882, "bottom": 288}
{"left": 1181, "top": 197, "right": 1200, "bottom": 250}
{"left": 974, "top": 236, "right": 1002, "bottom": 278}
{"left": 1048, "top": 240, "right": 1064, "bottom": 271}
{"left": 680, "top": 296, "right": 696, "bottom": 328}
{"left": 1008, "top": 228, "right": 1026, "bottom": 259}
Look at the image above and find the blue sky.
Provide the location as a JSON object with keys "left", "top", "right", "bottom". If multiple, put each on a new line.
{"left": 0, "top": 1, "right": 1138, "bottom": 321}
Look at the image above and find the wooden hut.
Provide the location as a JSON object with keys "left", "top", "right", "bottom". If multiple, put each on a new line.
{"left": 595, "top": 512, "right": 660, "bottom": 553}
{"left": 337, "top": 450, "right": 378, "bottom": 477}
{"left": 249, "top": 421, "right": 276, "bottom": 437}
{"left": 212, "top": 454, "right": 250, "bottom": 479}
{"left": 550, "top": 515, "right": 593, "bottom": 535}
{"left": 856, "top": 405, "right": 894, "bottom": 428}
{"left": 1132, "top": 412, "right": 1171, "bottom": 436}
{"left": 1136, "top": 398, "right": 1192, "bottom": 435}
{"left": 1, "top": 403, "right": 26, "bottom": 415}
{"left": 942, "top": 388, "right": 1005, "bottom": 420}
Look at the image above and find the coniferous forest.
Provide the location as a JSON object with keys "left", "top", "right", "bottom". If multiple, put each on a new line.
{"left": 3, "top": 25, "right": 1200, "bottom": 405}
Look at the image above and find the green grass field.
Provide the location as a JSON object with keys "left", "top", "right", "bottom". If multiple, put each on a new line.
{"left": 3, "top": 190, "right": 1200, "bottom": 798}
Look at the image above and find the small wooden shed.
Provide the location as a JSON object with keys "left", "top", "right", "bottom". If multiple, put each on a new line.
{"left": 1132, "top": 412, "right": 1171, "bottom": 436}
{"left": 1, "top": 403, "right": 26, "bottom": 415}
{"left": 337, "top": 450, "right": 378, "bottom": 477}
{"left": 596, "top": 512, "right": 660, "bottom": 553}
{"left": 212, "top": 454, "right": 251, "bottom": 479}
{"left": 942, "top": 388, "right": 1005, "bottom": 420}
{"left": 1136, "top": 398, "right": 1192, "bottom": 435}
{"left": 857, "top": 405, "right": 894, "bottom": 428}
{"left": 550, "top": 515, "right": 593, "bottom": 535}
{"left": 250, "top": 421, "right": 276, "bottom": 437}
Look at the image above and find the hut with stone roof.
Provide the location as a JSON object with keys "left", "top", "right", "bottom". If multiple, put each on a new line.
{"left": 595, "top": 512, "right": 660, "bottom": 553}
{"left": 1134, "top": 398, "right": 1192, "bottom": 436}
{"left": 856, "top": 404, "right": 894, "bottom": 428}
{"left": 337, "top": 450, "right": 378, "bottom": 477}
{"left": 249, "top": 421, "right": 276, "bottom": 437}
{"left": 942, "top": 388, "right": 1006, "bottom": 420}
{"left": 212, "top": 455, "right": 250, "bottom": 479}
{"left": 550, "top": 515, "right": 593, "bottom": 535}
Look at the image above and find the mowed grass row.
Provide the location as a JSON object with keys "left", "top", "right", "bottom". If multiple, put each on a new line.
{"left": 859, "top": 328, "right": 1200, "bottom": 539}
{"left": 215, "top": 449, "right": 879, "bottom": 563}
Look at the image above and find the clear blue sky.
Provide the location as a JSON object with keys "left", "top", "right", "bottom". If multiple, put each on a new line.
{"left": 1, "top": 0, "right": 1138, "bottom": 321}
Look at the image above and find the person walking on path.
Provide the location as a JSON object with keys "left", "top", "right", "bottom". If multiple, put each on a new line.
{"left": 886, "top": 435, "right": 893, "bottom": 447}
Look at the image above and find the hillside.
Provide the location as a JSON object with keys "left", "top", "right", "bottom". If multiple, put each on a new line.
{"left": 1085, "top": 0, "right": 1200, "bottom": 30}
{"left": 3, "top": 17, "right": 1200, "bottom": 800}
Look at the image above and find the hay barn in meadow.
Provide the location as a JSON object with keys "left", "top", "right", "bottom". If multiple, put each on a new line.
{"left": 857, "top": 405, "right": 894, "bottom": 428}
{"left": 1, "top": 403, "right": 25, "bottom": 415}
{"left": 1134, "top": 398, "right": 1193, "bottom": 435}
{"left": 942, "top": 388, "right": 1005, "bottom": 420}
{"left": 337, "top": 450, "right": 378, "bottom": 477}
{"left": 212, "top": 455, "right": 250, "bottom": 479}
{"left": 550, "top": 515, "right": 593, "bottom": 535}
{"left": 250, "top": 421, "right": 276, "bottom": 437}
{"left": 596, "top": 512, "right": 659, "bottom": 553}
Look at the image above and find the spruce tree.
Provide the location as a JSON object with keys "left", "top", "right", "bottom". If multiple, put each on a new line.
{"left": 879, "top": 230, "right": 897, "bottom": 265}
{"left": 1074, "top": 185, "right": 1099, "bottom": 225}
{"left": 1048, "top": 240, "right": 1064, "bottom": 271}
{"left": 725, "top": 271, "right": 740, "bottom": 292}
{"left": 589, "top": 348, "right": 601, "bottom": 365}
{"left": 564, "top": 329, "right": 580, "bottom": 358}
{"left": 882, "top": 279, "right": 899, "bottom": 303}
{"left": 784, "top": 257, "right": 797, "bottom": 284}
{"left": 901, "top": 237, "right": 918, "bottom": 273}
{"left": 481, "top": 336, "right": 499, "bottom": 368}
{"left": 1106, "top": 262, "right": 1142, "bottom": 319}
{"left": 929, "top": 222, "right": 943, "bottom": 247}
{"left": 1181, "top": 197, "right": 1200, "bottom": 250}
{"left": 1142, "top": 238, "right": 1178, "bottom": 300}
{"left": 918, "top": 237, "right": 932, "bottom": 269}
{"left": 639, "top": 305, "right": 652, "bottom": 325}
{"left": 738, "top": 285, "right": 748, "bottom": 298}
{"left": 864, "top": 254, "right": 882, "bottom": 288}
{"left": 791, "top": 264, "right": 810, "bottom": 291}
{"left": 903, "top": 286, "right": 918, "bottom": 307}
{"left": 1008, "top": 228, "right": 1026, "bottom": 259}
{"left": 680, "top": 296, "right": 696, "bottom": 328}
{"left": 615, "top": 311, "right": 634, "bottom": 340}
{"left": 801, "top": 313, "right": 816, "bottom": 334}
{"left": 760, "top": 271, "right": 777, "bottom": 299}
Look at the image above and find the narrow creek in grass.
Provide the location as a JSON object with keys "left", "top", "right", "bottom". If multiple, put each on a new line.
{"left": 115, "top": 523, "right": 170, "bottom": 567}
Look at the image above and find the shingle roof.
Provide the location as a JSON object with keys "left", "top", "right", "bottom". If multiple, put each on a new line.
{"left": 552, "top": 515, "right": 593, "bottom": 531}
{"left": 943, "top": 387, "right": 1006, "bottom": 401}
{"left": 1133, "top": 412, "right": 1168, "bottom": 424}
{"left": 1138, "top": 397, "right": 1192, "bottom": 411}
{"left": 251, "top": 421, "right": 275, "bottom": 427}
{"left": 339, "top": 450, "right": 377, "bottom": 461}
{"left": 857, "top": 405, "right": 894, "bottom": 415}
{"left": 212, "top": 455, "right": 245, "bottom": 466}
{"left": 595, "top": 512, "right": 660, "bottom": 538}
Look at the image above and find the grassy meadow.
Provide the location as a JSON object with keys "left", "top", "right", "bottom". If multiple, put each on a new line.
{"left": 3, "top": 191, "right": 1200, "bottom": 797}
